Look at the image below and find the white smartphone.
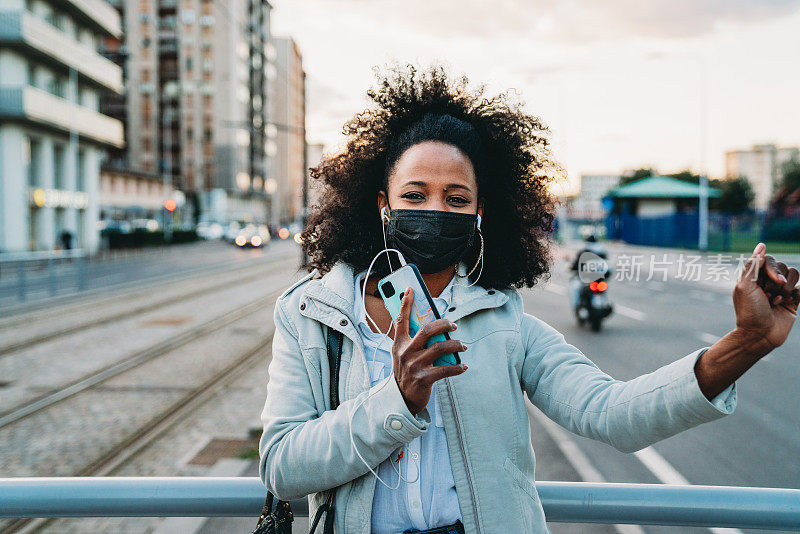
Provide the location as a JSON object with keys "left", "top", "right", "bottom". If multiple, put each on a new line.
{"left": 377, "top": 264, "right": 460, "bottom": 367}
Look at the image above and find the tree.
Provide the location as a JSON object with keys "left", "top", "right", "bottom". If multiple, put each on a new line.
{"left": 780, "top": 157, "right": 800, "bottom": 191}
{"left": 710, "top": 176, "right": 755, "bottom": 213}
{"left": 620, "top": 167, "right": 656, "bottom": 186}
{"left": 667, "top": 170, "right": 701, "bottom": 185}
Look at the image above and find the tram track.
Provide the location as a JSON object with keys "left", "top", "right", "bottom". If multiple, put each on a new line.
{"left": 0, "top": 288, "right": 282, "bottom": 429}
{"left": 3, "top": 324, "right": 277, "bottom": 533}
{"left": 0, "top": 254, "right": 296, "bottom": 358}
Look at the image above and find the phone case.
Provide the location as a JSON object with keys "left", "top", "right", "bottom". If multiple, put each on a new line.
{"left": 378, "top": 264, "right": 460, "bottom": 367}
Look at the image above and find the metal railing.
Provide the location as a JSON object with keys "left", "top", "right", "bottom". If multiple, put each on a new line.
{"left": 1, "top": 478, "right": 798, "bottom": 530}
{"left": 0, "top": 249, "right": 88, "bottom": 302}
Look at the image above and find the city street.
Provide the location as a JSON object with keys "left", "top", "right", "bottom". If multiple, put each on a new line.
{"left": 2, "top": 241, "right": 797, "bottom": 533}
{"left": 523, "top": 243, "right": 800, "bottom": 533}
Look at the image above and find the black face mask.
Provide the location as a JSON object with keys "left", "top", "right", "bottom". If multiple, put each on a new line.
{"left": 386, "top": 209, "right": 477, "bottom": 274}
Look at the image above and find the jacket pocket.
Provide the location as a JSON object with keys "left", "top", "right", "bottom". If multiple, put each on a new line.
{"left": 503, "top": 457, "right": 539, "bottom": 504}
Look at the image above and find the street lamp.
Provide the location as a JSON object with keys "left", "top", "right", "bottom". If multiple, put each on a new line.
{"left": 645, "top": 52, "right": 709, "bottom": 251}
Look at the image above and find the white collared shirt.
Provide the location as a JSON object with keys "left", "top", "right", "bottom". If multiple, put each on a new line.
{"left": 353, "top": 271, "right": 462, "bottom": 533}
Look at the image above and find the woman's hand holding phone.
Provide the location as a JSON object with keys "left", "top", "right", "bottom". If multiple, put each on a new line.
{"left": 392, "top": 287, "right": 469, "bottom": 414}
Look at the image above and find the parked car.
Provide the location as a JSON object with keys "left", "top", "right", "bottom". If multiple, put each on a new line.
{"left": 233, "top": 224, "right": 271, "bottom": 248}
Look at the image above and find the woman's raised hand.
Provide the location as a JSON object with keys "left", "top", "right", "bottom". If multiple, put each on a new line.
{"left": 734, "top": 243, "right": 799, "bottom": 350}
{"left": 391, "top": 287, "right": 468, "bottom": 414}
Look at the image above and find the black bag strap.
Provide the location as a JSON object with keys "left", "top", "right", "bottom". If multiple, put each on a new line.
{"left": 326, "top": 326, "right": 344, "bottom": 409}
{"left": 308, "top": 327, "right": 344, "bottom": 533}
{"left": 256, "top": 325, "right": 344, "bottom": 533}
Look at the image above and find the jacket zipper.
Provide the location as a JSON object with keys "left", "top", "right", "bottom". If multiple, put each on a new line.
{"left": 445, "top": 377, "right": 481, "bottom": 534}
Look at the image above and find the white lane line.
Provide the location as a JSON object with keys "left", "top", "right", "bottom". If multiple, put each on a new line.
{"left": 532, "top": 403, "right": 742, "bottom": 534}
{"left": 697, "top": 332, "right": 720, "bottom": 345}
{"left": 633, "top": 447, "right": 689, "bottom": 485}
{"left": 545, "top": 284, "right": 566, "bottom": 295}
{"left": 634, "top": 447, "right": 743, "bottom": 534}
{"left": 527, "top": 404, "right": 645, "bottom": 534}
{"left": 616, "top": 305, "right": 646, "bottom": 321}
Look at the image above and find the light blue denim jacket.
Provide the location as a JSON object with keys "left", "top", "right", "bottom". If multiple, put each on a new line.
{"left": 259, "top": 262, "right": 737, "bottom": 533}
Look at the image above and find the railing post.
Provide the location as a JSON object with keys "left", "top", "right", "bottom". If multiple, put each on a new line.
{"left": 48, "top": 257, "right": 57, "bottom": 296}
{"left": 76, "top": 255, "right": 86, "bottom": 292}
{"left": 16, "top": 261, "right": 27, "bottom": 302}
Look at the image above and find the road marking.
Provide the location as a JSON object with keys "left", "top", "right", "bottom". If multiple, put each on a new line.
{"left": 633, "top": 446, "right": 689, "bottom": 485}
{"left": 634, "top": 447, "right": 743, "bottom": 534}
{"left": 545, "top": 284, "right": 566, "bottom": 295}
{"left": 616, "top": 305, "right": 646, "bottom": 321}
{"left": 697, "top": 332, "right": 720, "bottom": 345}
{"left": 532, "top": 403, "right": 742, "bottom": 534}
{"left": 527, "top": 404, "right": 645, "bottom": 534}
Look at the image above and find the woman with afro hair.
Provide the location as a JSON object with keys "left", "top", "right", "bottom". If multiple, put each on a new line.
{"left": 259, "top": 65, "right": 798, "bottom": 533}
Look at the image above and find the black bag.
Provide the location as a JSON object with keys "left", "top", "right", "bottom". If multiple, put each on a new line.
{"left": 253, "top": 327, "right": 344, "bottom": 534}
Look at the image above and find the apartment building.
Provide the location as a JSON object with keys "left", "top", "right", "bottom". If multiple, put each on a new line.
{"left": 0, "top": 0, "right": 124, "bottom": 253}
{"left": 269, "top": 36, "right": 305, "bottom": 229}
{"left": 725, "top": 144, "right": 800, "bottom": 211}
{"left": 105, "top": 0, "right": 272, "bottom": 224}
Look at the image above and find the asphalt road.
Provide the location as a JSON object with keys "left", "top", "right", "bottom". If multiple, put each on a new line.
{"left": 522, "top": 244, "right": 800, "bottom": 534}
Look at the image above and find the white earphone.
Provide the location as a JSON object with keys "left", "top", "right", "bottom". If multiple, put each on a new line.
{"left": 381, "top": 206, "right": 389, "bottom": 222}
{"left": 477, "top": 214, "right": 482, "bottom": 229}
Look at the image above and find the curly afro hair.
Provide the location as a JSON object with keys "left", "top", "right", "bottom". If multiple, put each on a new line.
{"left": 301, "top": 64, "right": 560, "bottom": 289}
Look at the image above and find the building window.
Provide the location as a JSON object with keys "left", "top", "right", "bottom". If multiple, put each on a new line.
{"left": 49, "top": 77, "right": 66, "bottom": 98}
{"left": 76, "top": 149, "right": 86, "bottom": 191}
{"left": 53, "top": 144, "right": 66, "bottom": 189}
{"left": 29, "top": 207, "right": 39, "bottom": 250}
{"left": 27, "top": 137, "right": 41, "bottom": 187}
{"left": 55, "top": 208, "right": 66, "bottom": 242}
{"left": 27, "top": 63, "right": 36, "bottom": 87}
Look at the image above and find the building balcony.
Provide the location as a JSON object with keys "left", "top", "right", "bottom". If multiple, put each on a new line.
{"left": 0, "top": 10, "right": 123, "bottom": 93}
{"left": 62, "top": 0, "right": 122, "bottom": 37}
{"left": 0, "top": 86, "right": 124, "bottom": 148}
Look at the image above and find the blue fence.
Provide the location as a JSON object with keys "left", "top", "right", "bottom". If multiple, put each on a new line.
{"left": 1, "top": 478, "right": 799, "bottom": 529}
{"left": 604, "top": 212, "right": 800, "bottom": 252}
{"left": 605, "top": 212, "right": 700, "bottom": 249}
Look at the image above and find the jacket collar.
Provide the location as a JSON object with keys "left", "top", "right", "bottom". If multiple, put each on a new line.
{"left": 301, "top": 262, "right": 509, "bottom": 325}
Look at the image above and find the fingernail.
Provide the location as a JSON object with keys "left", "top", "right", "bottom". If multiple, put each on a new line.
{"left": 774, "top": 295, "right": 783, "bottom": 305}
{"left": 780, "top": 275, "right": 788, "bottom": 284}
{"left": 461, "top": 343, "right": 468, "bottom": 351}
{"left": 450, "top": 322, "right": 458, "bottom": 330}
{"left": 462, "top": 364, "right": 469, "bottom": 371}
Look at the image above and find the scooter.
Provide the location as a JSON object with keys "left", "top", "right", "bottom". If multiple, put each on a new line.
{"left": 574, "top": 277, "right": 613, "bottom": 332}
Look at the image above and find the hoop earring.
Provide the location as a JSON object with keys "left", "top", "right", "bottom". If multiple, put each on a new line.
{"left": 457, "top": 228, "right": 483, "bottom": 280}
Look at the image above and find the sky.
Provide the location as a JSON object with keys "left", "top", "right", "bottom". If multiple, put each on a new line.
{"left": 270, "top": 0, "right": 800, "bottom": 195}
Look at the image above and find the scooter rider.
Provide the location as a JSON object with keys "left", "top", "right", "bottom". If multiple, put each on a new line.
{"left": 569, "top": 234, "right": 610, "bottom": 307}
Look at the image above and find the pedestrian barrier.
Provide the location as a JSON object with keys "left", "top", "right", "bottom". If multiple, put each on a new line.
{"left": 0, "top": 249, "right": 87, "bottom": 302}
{"left": 1, "top": 478, "right": 798, "bottom": 530}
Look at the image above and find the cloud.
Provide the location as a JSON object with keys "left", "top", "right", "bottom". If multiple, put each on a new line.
{"left": 314, "top": 0, "right": 800, "bottom": 42}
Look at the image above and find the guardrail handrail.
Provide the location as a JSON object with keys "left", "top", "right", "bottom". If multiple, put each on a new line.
{"left": 1, "top": 478, "right": 798, "bottom": 530}
{"left": 0, "top": 249, "right": 87, "bottom": 263}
